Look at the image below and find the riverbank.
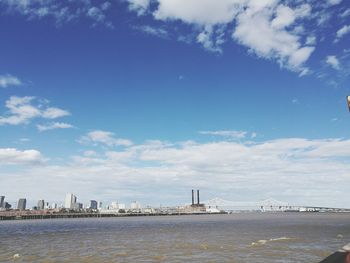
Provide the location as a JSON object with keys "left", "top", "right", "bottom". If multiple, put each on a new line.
{"left": 0, "top": 211, "right": 226, "bottom": 221}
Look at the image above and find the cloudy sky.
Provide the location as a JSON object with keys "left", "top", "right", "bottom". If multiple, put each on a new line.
{"left": 1, "top": 0, "right": 350, "bottom": 208}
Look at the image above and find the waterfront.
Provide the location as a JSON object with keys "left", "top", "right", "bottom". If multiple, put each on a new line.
{"left": 1, "top": 213, "right": 349, "bottom": 262}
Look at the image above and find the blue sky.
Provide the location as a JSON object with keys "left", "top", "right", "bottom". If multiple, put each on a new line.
{"left": 1, "top": 0, "right": 350, "bottom": 208}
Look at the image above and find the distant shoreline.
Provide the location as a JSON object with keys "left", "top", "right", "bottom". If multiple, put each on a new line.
{"left": 0, "top": 212, "right": 227, "bottom": 221}
{"left": 2, "top": 210, "right": 350, "bottom": 221}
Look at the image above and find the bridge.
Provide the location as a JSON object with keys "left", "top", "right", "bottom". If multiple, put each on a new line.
{"left": 204, "top": 198, "right": 350, "bottom": 213}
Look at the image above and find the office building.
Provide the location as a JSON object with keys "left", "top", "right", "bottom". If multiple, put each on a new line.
{"left": 0, "top": 196, "right": 4, "bottom": 208}
{"left": 90, "top": 200, "right": 97, "bottom": 210}
{"left": 73, "top": 202, "right": 83, "bottom": 210}
{"left": 64, "top": 193, "right": 77, "bottom": 209}
{"left": 130, "top": 201, "right": 141, "bottom": 210}
{"left": 37, "top": 200, "right": 45, "bottom": 210}
{"left": 17, "top": 198, "right": 26, "bottom": 210}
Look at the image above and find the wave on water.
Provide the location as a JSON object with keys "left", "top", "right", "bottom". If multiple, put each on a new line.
{"left": 250, "top": 237, "right": 293, "bottom": 246}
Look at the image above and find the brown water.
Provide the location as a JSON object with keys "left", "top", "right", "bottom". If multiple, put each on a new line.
{"left": 0, "top": 213, "right": 349, "bottom": 262}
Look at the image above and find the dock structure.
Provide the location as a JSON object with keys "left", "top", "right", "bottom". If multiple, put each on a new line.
{"left": 0, "top": 211, "right": 225, "bottom": 221}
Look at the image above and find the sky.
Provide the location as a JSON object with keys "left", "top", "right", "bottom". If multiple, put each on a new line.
{"left": 1, "top": 0, "right": 350, "bottom": 208}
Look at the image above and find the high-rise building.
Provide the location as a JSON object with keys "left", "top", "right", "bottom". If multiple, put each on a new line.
{"left": 130, "top": 201, "right": 141, "bottom": 210}
{"left": 0, "top": 196, "right": 4, "bottom": 208}
{"left": 64, "top": 193, "right": 77, "bottom": 209}
{"left": 37, "top": 200, "right": 45, "bottom": 210}
{"left": 90, "top": 200, "right": 97, "bottom": 210}
{"left": 17, "top": 198, "right": 26, "bottom": 210}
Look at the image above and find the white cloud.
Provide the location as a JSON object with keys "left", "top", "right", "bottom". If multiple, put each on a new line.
{"left": 37, "top": 122, "right": 74, "bottom": 132}
{"left": 0, "top": 74, "right": 22, "bottom": 88}
{"left": 5, "top": 136, "right": 350, "bottom": 207}
{"left": 0, "top": 96, "right": 70, "bottom": 126}
{"left": 326, "top": 55, "right": 340, "bottom": 70}
{"left": 79, "top": 130, "right": 133, "bottom": 147}
{"left": 196, "top": 26, "right": 225, "bottom": 53}
{"left": 336, "top": 24, "right": 350, "bottom": 40}
{"left": 87, "top": 6, "right": 105, "bottom": 22}
{"left": 0, "top": 148, "right": 44, "bottom": 165}
{"left": 0, "top": 0, "right": 113, "bottom": 26}
{"left": 233, "top": 2, "right": 314, "bottom": 72}
{"left": 340, "top": 9, "right": 350, "bottom": 18}
{"left": 305, "top": 36, "right": 316, "bottom": 45}
{"left": 326, "top": 0, "right": 342, "bottom": 6}
{"left": 41, "top": 107, "right": 70, "bottom": 119}
{"left": 126, "top": 0, "right": 318, "bottom": 73}
{"left": 154, "top": 0, "right": 244, "bottom": 25}
{"left": 127, "top": 0, "right": 151, "bottom": 15}
{"left": 134, "top": 25, "right": 169, "bottom": 38}
{"left": 199, "top": 130, "right": 247, "bottom": 139}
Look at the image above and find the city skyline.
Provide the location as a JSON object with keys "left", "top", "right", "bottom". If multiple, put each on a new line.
{"left": 1, "top": 0, "right": 350, "bottom": 207}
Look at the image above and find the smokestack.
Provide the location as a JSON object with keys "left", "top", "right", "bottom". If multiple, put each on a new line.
{"left": 197, "top": 189, "right": 200, "bottom": 205}
{"left": 191, "top": 189, "right": 194, "bottom": 205}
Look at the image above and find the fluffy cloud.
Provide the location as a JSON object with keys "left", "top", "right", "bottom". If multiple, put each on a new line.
{"left": 128, "top": 0, "right": 315, "bottom": 73}
{"left": 199, "top": 130, "right": 248, "bottom": 139}
{"left": 0, "top": 148, "right": 44, "bottom": 165}
{"left": 79, "top": 130, "right": 133, "bottom": 147}
{"left": 336, "top": 25, "right": 350, "bottom": 40}
{"left": 37, "top": 122, "right": 74, "bottom": 132}
{"left": 154, "top": 0, "right": 244, "bottom": 25}
{"left": 4, "top": 136, "right": 350, "bottom": 207}
{"left": 0, "top": 96, "right": 70, "bottom": 126}
{"left": 127, "top": 0, "right": 151, "bottom": 15}
{"left": 0, "top": 74, "right": 22, "bottom": 88}
{"left": 233, "top": 2, "right": 314, "bottom": 71}
{"left": 326, "top": 55, "right": 340, "bottom": 70}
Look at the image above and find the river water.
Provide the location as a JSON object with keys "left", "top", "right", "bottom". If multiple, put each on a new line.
{"left": 0, "top": 213, "right": 349, "bottom": 262}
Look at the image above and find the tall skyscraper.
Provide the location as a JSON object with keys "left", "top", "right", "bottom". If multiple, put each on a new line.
{"left": 17, "top": 198, "right": 26, "bottom": 210}
{"left": 64, "top": 193, "right": 77, "bottom": 209}
{"left": 37, "top": 200, "right": 45, "bottom": 210}
{"left": 90, "top": 200, "right": 98, "bottom": 210}
{"left": 0, "top": 196, "right": 4, "bottom": 208}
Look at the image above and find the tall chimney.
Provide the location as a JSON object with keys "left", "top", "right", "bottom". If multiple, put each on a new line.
{"left": 197, "top": 189, "right": 200, "bottom": 205}
{"left": 191, "top": 189, "right": 194, "bottom": 205}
